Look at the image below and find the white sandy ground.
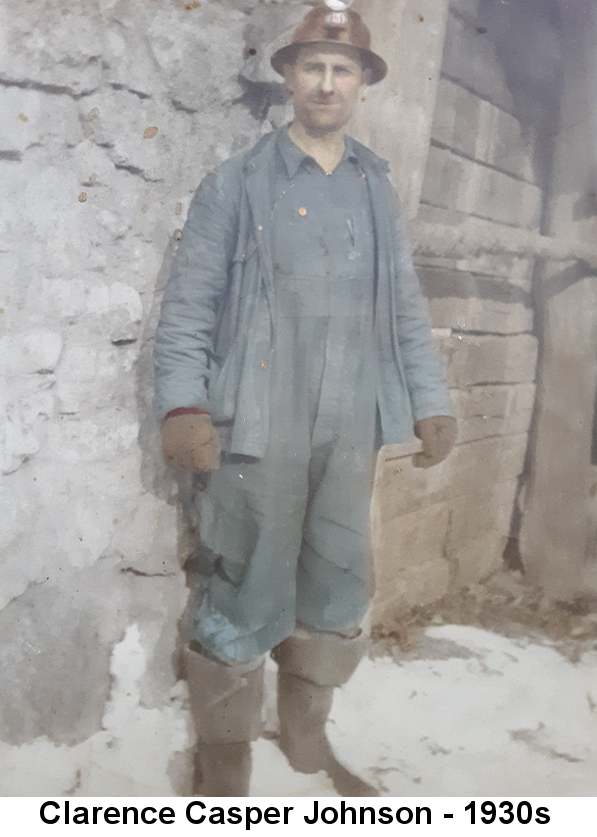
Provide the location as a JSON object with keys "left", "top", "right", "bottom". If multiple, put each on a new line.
{"left": 251, "top": 625, "right": 597, "bottom": 797}
{"left": 1, "top": 624, "right": 596, "bottom": 796}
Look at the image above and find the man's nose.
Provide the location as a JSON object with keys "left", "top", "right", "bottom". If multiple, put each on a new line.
{"left": 320, "top": 66, "right": 335, "bottom": 93}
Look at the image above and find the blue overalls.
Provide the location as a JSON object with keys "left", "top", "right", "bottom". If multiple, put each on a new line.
{"left": 188, "top": 129, "right": 379, "bottom": 663}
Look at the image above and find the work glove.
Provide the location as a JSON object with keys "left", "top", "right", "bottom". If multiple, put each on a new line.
{"left": 413, "top": 415, "right": 457, "bottom": 469}
{"left": 161, "top": 412, "right": 220, "bottom": 472}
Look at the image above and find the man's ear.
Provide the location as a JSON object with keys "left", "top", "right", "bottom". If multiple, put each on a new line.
{"left": 283, "top": 63, "right": 295, "bottom": 95}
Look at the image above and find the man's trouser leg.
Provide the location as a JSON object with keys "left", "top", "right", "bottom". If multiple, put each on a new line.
{"left": 183, "top": 645, "right": 264, "bottom": 796}
{"left": 271, "top": 629, "right": 378, "bottom": 797}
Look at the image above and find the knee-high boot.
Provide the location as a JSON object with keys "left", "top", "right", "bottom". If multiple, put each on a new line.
{"left": 183, "top": 646, "right": 264, "bottom": 797}
{"left": 271, "top": 631, "right": 378, "bottom": 797}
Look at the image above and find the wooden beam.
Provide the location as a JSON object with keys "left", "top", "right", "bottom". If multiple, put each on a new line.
{"left": 410, "top": 218, "right": 597, "bottom": 265}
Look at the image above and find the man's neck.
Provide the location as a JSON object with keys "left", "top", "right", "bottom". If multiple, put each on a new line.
{"left": 287, "top": 122, "right": 346, "bottom": 174}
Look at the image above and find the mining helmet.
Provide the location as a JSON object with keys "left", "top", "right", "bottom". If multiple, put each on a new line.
{"left": 270, "top": 1, "right": 388, "bottom": 85}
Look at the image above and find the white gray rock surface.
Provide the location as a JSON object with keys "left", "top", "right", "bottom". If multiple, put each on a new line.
{"left": 0, "top": 0, "right": 306, "bottom": 793}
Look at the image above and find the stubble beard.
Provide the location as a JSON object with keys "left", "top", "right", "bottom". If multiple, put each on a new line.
{"left": 298, "top": 99, "right": 352, "bottom": 137}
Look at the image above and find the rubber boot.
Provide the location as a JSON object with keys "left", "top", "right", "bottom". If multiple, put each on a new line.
{"left": 184, "top": 646, "right": 264, "bottom": 797}
{"left": 271, "top": 630, "right": 378, "bottom": 797}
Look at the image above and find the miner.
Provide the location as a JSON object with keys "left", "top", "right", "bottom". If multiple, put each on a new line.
{"left": 154, "top": 1, "right": 456, "bottom": 796}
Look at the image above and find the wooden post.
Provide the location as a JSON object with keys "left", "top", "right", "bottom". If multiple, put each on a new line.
{"left": 349, "top": 0, "right": 450, "bottom": 217}
{"left": 519, "top": 0, "right": 597, "bottom": 597}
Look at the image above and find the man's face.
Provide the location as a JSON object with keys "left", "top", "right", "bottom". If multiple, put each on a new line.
{"left": 284, "top": 44, "right": 367, "bottom": 135}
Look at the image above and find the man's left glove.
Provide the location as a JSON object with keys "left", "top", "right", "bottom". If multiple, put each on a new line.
{"left": 413, "top": 415, "right": 457, "bottom": 469}
{"left": 161, "top": 412, "right": 220, "bottom": 472}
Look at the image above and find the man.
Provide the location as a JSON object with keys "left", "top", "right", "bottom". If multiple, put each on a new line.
{"left": 154, "top": 1, "right": 456, "bottom": 797}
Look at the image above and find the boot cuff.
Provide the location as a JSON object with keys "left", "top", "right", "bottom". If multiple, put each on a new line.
{"left": 271, "top": 630, "right": 367, "bottom": 687}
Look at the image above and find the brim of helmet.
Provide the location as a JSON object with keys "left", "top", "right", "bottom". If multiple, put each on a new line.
{"left": 271, "top": 42, "right": 388, "bottom": 85}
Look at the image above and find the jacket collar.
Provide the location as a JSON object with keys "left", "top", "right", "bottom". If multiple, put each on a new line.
{"left": 277, "top": 125, "right": 359, "bottom": 179}
{"left": 242, "top": 126, "right": 390, "bottom": 179}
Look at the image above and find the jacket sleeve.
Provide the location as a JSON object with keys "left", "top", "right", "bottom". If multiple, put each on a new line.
{"left": 389, "top": 184, "right": 453, "bottom": 422}
{"left": 153, "top": 167, "right": 240, "bottom": 422}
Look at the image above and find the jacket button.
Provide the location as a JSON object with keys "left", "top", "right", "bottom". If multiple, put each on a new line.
{"left": 260, "top": 363, "right": 266, "bottom": 369}
{"left": 298, "top": 207, "right": 307, "bottom": 216}
{"left": 257, "top": 225, "right": 263, "bottom": 231}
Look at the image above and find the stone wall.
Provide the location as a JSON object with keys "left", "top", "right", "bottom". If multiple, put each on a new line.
{"left": 0, "top": 0, "right": 302, "bottom": 797}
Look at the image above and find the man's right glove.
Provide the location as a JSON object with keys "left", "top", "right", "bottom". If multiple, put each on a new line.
{"left": 161, "top": 412, "right": 220, "bottom": 472}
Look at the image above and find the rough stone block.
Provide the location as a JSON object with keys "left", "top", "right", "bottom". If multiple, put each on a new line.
{"left": 109, "top": 493, "right": 178, "bottom": 574}
{"left": 438, "top": 332, "right": 539, "bottom": 388}
{"left": 55, "top": 344, "right": 137, "bottom": 416}
{"left": 419, "top": 266, "right": 533, "bottom": 333}
{"left": 0, "top": 562, "right": 126, "bottom": 747}
{"left": 452, "top": 383, "right": 535, "bottom": 443}
{"left": 448, "top": 479, "right": 517, "bottom": 549}
{"left": 375, "top": 434, "right": 528, "bottom": 522}
{"left": 373, "top": 447, "right": 452, "bottom": 523}
{"left": 0, "top": 4, "right": 103, "bottom": 95}
{"left": 448, "top": 434, "right": 528, "bottom": 501}
{"left": 452, "top": 531, "right": 510, "bottom": 585}
{"left": 0, "top": 88, "right": 82, "bottom": 158}
{"left": 373, "top": 501, "right": 450, "bottom": 575}
{"left": 421, "top": 145, "right": 542, "bottom": 230}
{"left": 429, "top": 294, "right": 533, "bottom": 334}
{"left": 370, "top": 476, "right": 523, "bottom": 621}
{"left": 2, "top": 332, "right": 63, "bottom": 377}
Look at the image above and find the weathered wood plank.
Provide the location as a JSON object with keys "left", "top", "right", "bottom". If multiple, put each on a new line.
{"left": 431, "top": 77, "right": 538, "bottom": 182}
{"left": 416, "top": 253, "right": 535, "bottom": 291}
{"left": 421, "top": 145, "right": 543, "bottom": 229}
{"left": 441, "top": 12, "right": 516, "bottom": 114}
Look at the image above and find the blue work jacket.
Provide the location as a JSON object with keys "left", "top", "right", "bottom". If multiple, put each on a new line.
{"left": 154, "top": 129, "right": 452, "bottom": 458}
